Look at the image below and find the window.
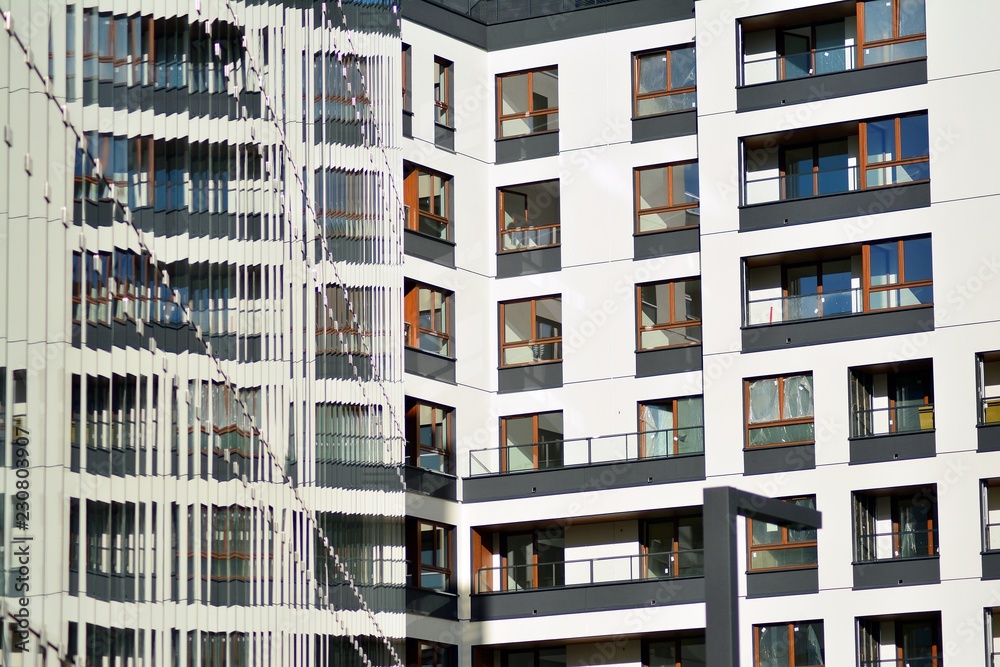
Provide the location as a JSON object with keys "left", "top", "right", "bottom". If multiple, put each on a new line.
{"left": 859, "top": 0, "right": 926, "bottom": 66}
{"left": 404, "top": 163, "right": 452, "bottom": 240}
{"left": 865, "top": 236, "right": 933, "bottom": 311}
{"left": 501, "top": 412, "right": 563, "bottom": 472}
{"left": 414, "top": 520, "right": 452, "bottom": 591}
{"left": 500, "top": 527, "right": 564, "bottom": 591}
{"left": 402, "top": 43, "right": 412, "bottom": 114}
{"left": 406, "top": 399, "right": 453, "bottom": 474}
{"left": 753, "top": 621, "right": 825, "bottom": 667}
{"left": 643, "top": 516, "right": 704, "bottom": 579}
{"left": 498, "top": 180, "right": 560, "bottom": 252}
{"left": 635, "top": 162, "right": 700, "bottom": 233}
{"left": 633, "top": 45, "right": 696, "bottom": 117}
{"left": 857, "top": 614, "right": 940, "bottom": 667}
{"left": 434, "top": 57, "right": 453, "bottom": 127}
{"left": 748, "top": 497, "right": 817, "bottom": 571}
{"left": 637, "top": 279, "right": 702, "bottom": 350}
{"left": 497, "top": 67, "right": 558, "bottom": 138}
{"left": 211, "top": 505, "right": 250, "bottom": 599}
{"left": 862, "top": 113, "right": 930, "bottom": 187}
{"left": 745, "top": 374, "right": 814, "bottom": 447}
{"left": 405, "top": 281, "right": 452, "bottom": 357}
{"left": 849, "top": 360, "right": 933, "bottom": 437}
{"left": 644, "top": 636, "right": 706, "bottom": 667}
{"left": 979, "top": 352, "right": 1000, "bottom": 425}
{"left": 854, "top": 487, "right": 937, "bottom": 562}
{"left": 982, "top": 480, "right": 1000, "bottom": 552}
{"left": 500, "top": 296, "right": 562, "bottom": 367}
{"left": 501, "top": 647, "right": 565, "bottom": 667}
{"left": 638, "top": 397, "right": 704, "bottom": 458}
{"left": 411, "top": 641, "right": 453, "bottom": 667}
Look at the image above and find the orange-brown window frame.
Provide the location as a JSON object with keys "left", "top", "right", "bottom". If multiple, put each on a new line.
{"left": 859, "top": 113, "right": 930, "bottom": 189}
{"left": 404, "top": 163, "right": 451, "bottom": 240}
{"left": 498, "top": 296, "right": 562, "bottom": 368}
{"left": 496, "top": 66, "right": 558, "bottom": 139}
{"left": 637, "top": 397, "right": 704, "bottom": 458}
{"left": 497, "top": 181, "right": 561, "bottom": 253}
{"left": 632, "top": 45, "right": 697, "bottom": 118}
{"left": 404, "top": 281, "right": 452, "bottom": 357}
{"left": 434, "top": 56, "right": 453, "bottom": 127}
{"left": 499, "top": 411, "right": 563, "bottom": 473}
{"left": 402, "top": 43, "right": 412, "bottom": 112}
{"left": 744, "top": 373, "right": 815, "bottom": 449}
{"left": 634, "top": 161, "right": 700, "bottom": 234}
{"left": 406, "top": 398, "right": 454, "bottom": 475}
{"left": 747, "top": 497, "right": 818, "bottom": 572}
{"left": 861, "top": 238, "right": 933, "bottom": 312}
{"left": 416, "top": 520, "right": 453, "bottom": 591}
{"left": 635, "top": 278, "right": 702, "bottom": 351}
{"left": 857, "top": 0, "right": 926, "bottom": 67}
{"left": 752, "top": 621, "right": 825, "bottom": 667}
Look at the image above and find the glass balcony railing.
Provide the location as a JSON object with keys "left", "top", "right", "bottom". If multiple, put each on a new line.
{"left": 982, "top": 396, "right": 1000, "bottom": 424}
{"left": 744, "top": 165, "right": 860, "bottom": 205}
{"left": 985, "top": 521, "right": 1000, "bottom": 552}
{"left": 468, "top": 426, "right": 704, "bottom": 477}
{"left": 475, "top": 548, "right": 704, "bottom": 593}
{"left": 747, "top": 287, "right": 863, "bottom": 325}
{"left": 856, "top": 529, "right": 938, "bottom": 562}
{"left": 851, "top": 404, "right": 934, "bottom": 438}
{"left": 744, "top": 43, "right": 857, "bottom": 84}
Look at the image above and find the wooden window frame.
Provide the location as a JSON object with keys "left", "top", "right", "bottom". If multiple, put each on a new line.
{"left": 857, "top": 0, "right": 926, "bottom": 67}
{"left": 496, "top": 66, "right": 559, "bottom": 139}
{"left": 497, "top": 527, "right": 564, "bottom": 592}
{"left": 890, "top": 494, "right": 937, "bottom": 559}
{"left": 752, "top": 621, "right": 825, "bottom": 667}
{"left": 861, "top": 237, "right": 933, "bottom": 312}
{"left": 404, "top": 281, "right": 452, "bottom": 357}
{"left": 641, "top": 635, "right": 707, "bottom": 667}
{"left": 859, "top": 113, "right": 930, "bottom": 189}
{"left": 636, "top": 278, "right": 702, "bottom": 351}
{"left": 497, "top": 181, "right": 561, "bottom": 253}
{"left": 744, "top": 373, "right": 815, "bottom": 449}
{"left": 403, "top": 163, "right": 452, "bottom": 241}
{"left": 638, "top": 397, "right": 704, "bottom": 458}
{"left": 434, "top": 56, "right": 453, "bottom": 127}
{"left": 634, "top": 161, "right": 699, "bottom": 234}
{"left": 641, "top": 515, "right": 703, "bottom": 579}
{"left": 406, "top": 398, "right": 454, "bottom": 475}
{"left": 499, "top": 296, "right": 562, "bottom": 368}
{"left": 632, "top": 44, "right": 697, "bottom": 118}
{"left": 499, "top": 411, "right": 563, "bottom": 473}
{"left": 416, "top": 520, "right": 453, "bottom": 591}
{"left": 776, "top": 138, "right": 851, "bottom": 200}
{"left": 892, "top": 618, "right": 940, "bottom": 667}
{"left": 402, "top": 43, "right": 412, "bottom": 113}
{"left": 747, "top": 496, "right": 818, "bottom": 572}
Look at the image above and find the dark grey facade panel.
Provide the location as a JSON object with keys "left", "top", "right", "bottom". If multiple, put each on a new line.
{"left": 635, "top": 345, "right": 702, "bottom": 377}
{"left": 498, "top": 362, "right": 563, "bottom": 393}
{"left": 852, "top": 557, "right": 940, "bottom": 589}
{"left": 743, "top": 443, "right": 815, "bottom": 476}
{"left": 405, "top": 348, "right": 458, "bottom": 384}
{"left": 742, "top": 306, "right": 934, "bottom": 352}
{"left": 631, "top": 110, "right": 698, "bottom": 143}
{"left": 496, "top": 132, "right": 560, "bottom": 164}
{"left": 462, "top": 454, "right": 705, "bottom": 502}
{"left": 497, "top": 246, "right": 561, "bottom": 278}
{"left": 633, "top": 226, "right": 700, "bottom": 260}
{"left": 404, "top": 229, "right": 456, "bottom": 268}
{"left": 403, "top": 111, "right": 414, "bottom": 138}
{"left": 738, "top": 182, "right": 931, "bottom": 232}
{"left": 736, "top": 59, "right": 927, "bottom": 112}
{"left": 978, "top": 424, "right": 1000, "bottom": 452}
{"left": 404, "top": 465, "right": 458, "bottom": 501}
{"left": 849, "top": 430, "right": 936, "bottom": 465}
{"left": 435, "top": 123, "right": 456, "bottom": 152}
{"left": 745, "top": 567, "right": 818, "bottom": 598}
{"left": 982, "top": 552, "right": 1000, "bottom": 580}
{"left": 406, "top": 587, "right": 460, "bottom": 619}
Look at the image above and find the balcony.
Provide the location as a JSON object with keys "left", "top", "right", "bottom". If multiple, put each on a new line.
{"left": 464, "top": 427, "right": 705, "bottom": 501}
{"left": 978, "top": 353, "right": 1000, "bottom": 452}
{"left": 853, "top": 487, "right": 939, "bottom": 589}
{"left": 849, "top": 360, "right": 935, "bottom": 464}
{"left": 738, "top": 1, "right": 927, "bottom": 112}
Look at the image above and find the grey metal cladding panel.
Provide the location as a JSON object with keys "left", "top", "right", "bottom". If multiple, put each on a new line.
{"left": 496, "top": 133, "right": 560, "bottom": 164}
{"left": 739, "top": 182, "right": 931, "bottom": 231}
{"left": 406, "top": 587, "right": 459, "bottom": 619}
{"left": 852, "top": 557, "right": 940, "bottom": 589}
{"left": 743, "top": 444, "right": 815, "bottom": 476}
{"left": 435, "top": 124, "right": 456, "bottom": 152}
{"left": 848, "top": 430, "right": 936, "bottom": 465}
{"left": 470, "top": 577, "right": 704, "bottom": 620}
{"left": 498, "top": 362, "right": 563, "bottom": 393}
{"left": 742, "top": 307, "right": 934, "bottom": 352}
{"left": 982, "top": 552, "right": 1000, "bottom": 580}
{"left": 462, "top": 454, "right": 705, "bottom": 502}
{"left": 736, "top": 59, "right": 927, "bottom": 112}
{"left": 633, "top": 227, "right": 700, "bottom": 260}
{"left": 488, "top": 0, "right": 695, "bottom": 50}
{"left": 405, "top": 348, "right": 457, "bottom": 384}
{"left": 497, "top": 246, "right": 561, "bottom": 278}
{"left": 978, "top": 424, "right": 1000, "bottom": 452}
{"left": 635, "top": 345, "right": 702, "bottom": 378}
{"left": 404, "top": 0, "right": 488, "bottom": 48}
{"left": 404, "top": 465, "right": 458, "bottom": 501}
{"left": 403, "top": 111, "right": 414, "bottom": 138}
{"left": 404, "top": 229, "right": 456, "bottom": 268}
{"left": 631, "top": 110, "right": 698, "bottom": 143}
{"left": 746, "top": 567, "right": 818, "bottom": 598}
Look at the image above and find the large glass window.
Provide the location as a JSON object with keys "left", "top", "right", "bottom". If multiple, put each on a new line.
{"left": 434, "top": 57, "right": 453, "bottom": 127}
{"left": 645, "top": 636, "right": 707, "bottom": 667}
{"left": 405, "top": 281, "right": 452, "bottom": 357}
{"left": 635, "top": 162, "right": 700, "bottom": 233}
{"left": 497, "top": 67, "right": 558, "bottom": 138}
{"left": 748, "top": 497, "right": 818, "bottom": 571}
{"left": 754, "top": 621, "right": 825, "bottom": 667}
{"left": 498, "top": 180, "right": 560, "bottom": 252}
{"left": 638, "top": 397, "right": 704, "bottom": 458}
{"left": 854, "top": 487, "right": 937, "bottom": 562}
{"left": 402, "top": 43, "right": 412, "bottom": 113}
{"left": 863, "top": 113, "right": 930, "bottom": 187}
{"left": 860, "top": 0, "right": 926, "bottom": 65}
{"left": 979, "top": 352, "right": 1000, "bottom": 425}
{"left": 404, "top": 163, "right": 451, "bottom": 240}
{"left": 857, "top": 614, "right": 940, "bottom": 667}
{"left": 849, "top": 360, "right": 933, "bottom": 437}
{"left": 865, "top": 236, "right": 932, "bottom": 310}
{"left": 414, "top": 521, "right": 452, "bottom": 591}
{"left": 406, "top": 399, "right": 453, "bottom": 474}
{"left": 501, "top": 412, "right": 563, "bottom": 472}
{"left": 643, "top": 516, "right": 704, "bottom": 579}
{"left": 637, "top": 279, "right": 702, "bottom": 350}
{"left": 745, "top": 374, "right": 814, "bottom": 447}
{"left": 500, "top": 296, "right": 562, "bottom": 367}
{"left": 500, "top": 528, "right": 564, "bottom": 591}
{"left": 633, "top": 45, "right": 696, "bottom": 117}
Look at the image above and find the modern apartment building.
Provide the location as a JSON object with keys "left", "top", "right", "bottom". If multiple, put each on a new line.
{"left": 0, "top": 0, "right": 406, "bottom": 664}
{"left": 399, "top": 0, "right": 1000, "bottom": 666}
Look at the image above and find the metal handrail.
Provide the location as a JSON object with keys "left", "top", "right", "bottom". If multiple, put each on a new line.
{"left": 743, "top": 43, "right": 857, "bottom": 83}
{"left": 427, "top": 0, "right": 637, "bottom": 25}
{"left": 851, "top": 403, "right": 935, "bottom": 437}
{"left": 855, "top": 528, "right": 938, "bottom": 562}
{"left": 467, "top": 425, "right": 704, "bottom": 477}
{"left": 745, "top": 287, "right": 863, "bottom": 325}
